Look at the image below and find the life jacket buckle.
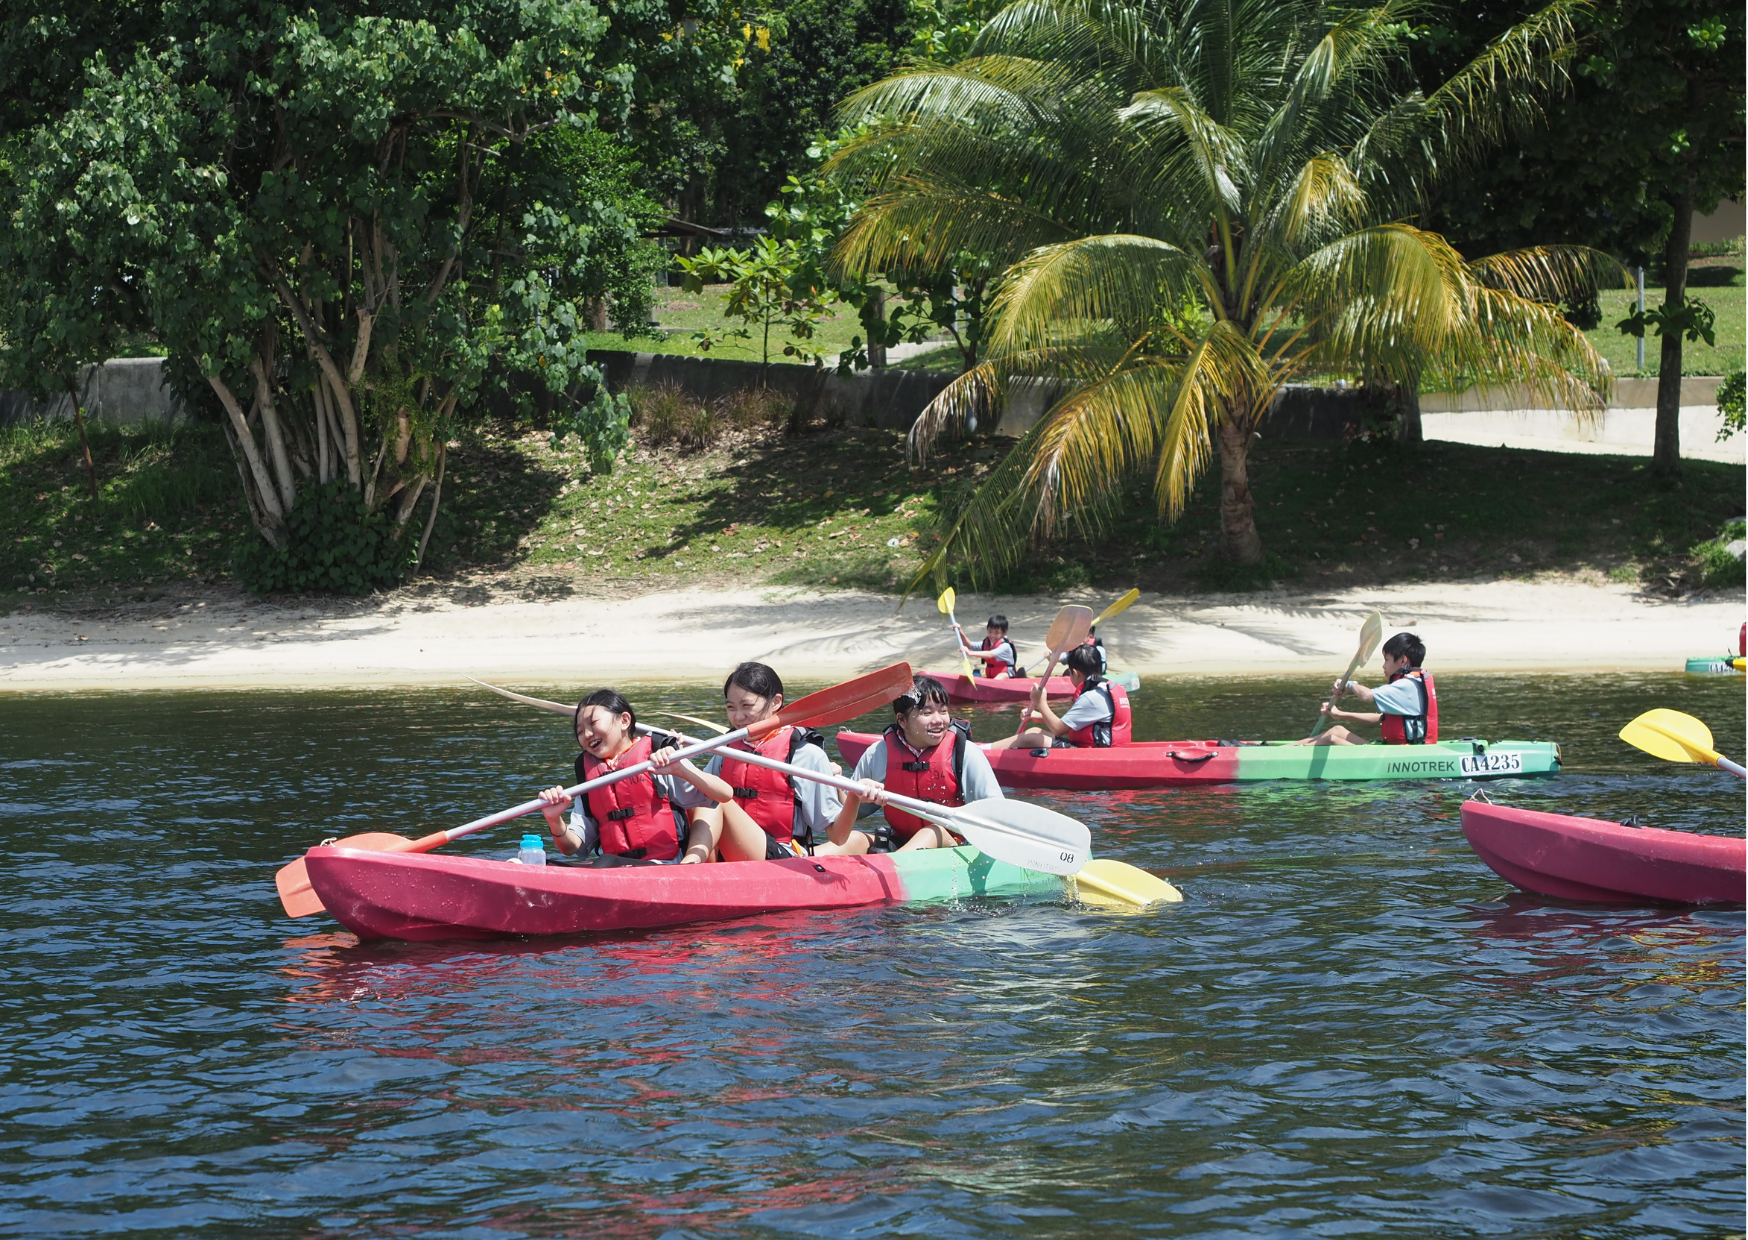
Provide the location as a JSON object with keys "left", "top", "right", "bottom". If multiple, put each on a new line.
{"left": 606, "top": 807, "right": 636, "bottom": 821}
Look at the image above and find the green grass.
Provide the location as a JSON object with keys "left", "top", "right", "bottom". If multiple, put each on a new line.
{"left": 583, "top": 283, "right": 873, "bottom": 366}
{"left": 1583, "top": 261, "right": 1744, "bottom": 378}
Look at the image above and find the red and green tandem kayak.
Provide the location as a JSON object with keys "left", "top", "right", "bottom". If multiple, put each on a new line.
{"left": 1461, "top": 799, "right": 1746, "bottom": 904}
{"left": 835, "top": 731, "right": 1560, "bottom": 789}
{"left": 304, "top": 843, "right": 1065, "bottom": 941}
{"left": 924, "top": 671, "right": 1140, "bottom": 703}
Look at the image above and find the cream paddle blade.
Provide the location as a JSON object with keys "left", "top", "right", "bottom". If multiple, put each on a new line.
{"left": 1017, "top": 604, "right": 1095, "bottom": 733}
{"left": 938, "top": 587, "right": 974, "bottom": 677}
{"left": 1620, "top": 709, "right": 1746, "bottom": 778}
{"left": 1311, "top": 610, "right": 1385, "bottom": 736}
{"left": 1072, "top": 859, "right": 1183, "bottom": 909}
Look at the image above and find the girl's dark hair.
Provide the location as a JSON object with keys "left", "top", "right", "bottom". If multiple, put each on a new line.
{"left": 987, "top": 614, "right": 1009, "bottom": 631}
{"left": 894, "top": 674, "right": 951, "bottom": 716}
{"left": 724, "top": 661, "right": 783, "bottom": 701}
{"left": 1064, "top": 645, "right": 1102, "bottom": 676}
{"left": 576, "top": 688, "right": 636, "bottom": 734}
{"left": 1381, "top": 632, "right": 1426, "bottom": 667}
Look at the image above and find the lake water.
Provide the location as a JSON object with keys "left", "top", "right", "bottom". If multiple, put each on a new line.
{"left": 1, "top": 673, "right": 1742, "bottom": 1238}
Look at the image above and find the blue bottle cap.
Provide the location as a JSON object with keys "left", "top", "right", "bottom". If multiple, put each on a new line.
{"left": 520, "top": 834, "right": 543, "bottom": 850}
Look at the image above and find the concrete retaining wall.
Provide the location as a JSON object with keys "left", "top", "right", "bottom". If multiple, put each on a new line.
{"left": 0, "top": 357, "right": 187, "bottom": 426}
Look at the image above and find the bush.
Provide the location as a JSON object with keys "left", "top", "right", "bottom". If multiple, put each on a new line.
{"left": 1716, "top": 370, "right": 1744, "bottom": 442}
{"left": 627, "top": 382, "right": 722, "bottom": 449}
{"left": 719, "top": 386, "right": 792, "bottom": 431}
{"left": 236, "top": 479, "right": 413, "bottom": 595}
{"left": 1690, "top": 518, "right": 1746, "bottom": 590}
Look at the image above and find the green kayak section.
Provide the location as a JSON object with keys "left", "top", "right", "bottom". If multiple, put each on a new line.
{"left": 1234, "top": 739, "right": 1561, "bottom": 781}
{"left": 890, "top": 845, "right": 1066, "bottom": 904}
{"left": 1685, "top": 656, "right": 1745, "bottom": 674}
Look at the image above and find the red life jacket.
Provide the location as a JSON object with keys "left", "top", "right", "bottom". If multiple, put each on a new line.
{"left": 1379, "top": 669, "right": 1438, "bottom": 745}
{"left": 979, "top": 635, "right": 1015, "bottom": 679}
{"left": 1065, "top": 676, "right": 1132, "bottom": 747}
{"left": 718, "top": 726, "right": 824, "bottom": 850}
{"left": 577, "top": 734, "right": 681, "bottom": 860}
{"left": 879, "top": 722, "right": 968, "bottom": 841}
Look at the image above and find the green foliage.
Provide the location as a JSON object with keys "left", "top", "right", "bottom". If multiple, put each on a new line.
{"left": 1618, "top": 295, "right": 1718, "bottom": 346}
{"left": 550, "top": 387, "right": 634, "bottom": 473}
{"left": 676, "top": 239, "right": 841, "bottom": 375}
{"left": 236, "top": 481, "right": 412, "bottom": 596}
{"left": 1716, "top": 370, "right": 1745, "bottom": 441}
{"left": 1689, "top": 519, "right": 1746, "bottom": 589}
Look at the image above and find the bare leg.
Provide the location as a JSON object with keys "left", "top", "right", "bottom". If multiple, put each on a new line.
{"left": 1294, "top": 726, "right": 1360, "bottom": 746}
{"left": 682, "top": 807, "right": 721, "bottom": 863}
{"left": 984, "top": 729, "right": 1057, "bottom": 751}
{"left": 812, "top": 830, "right": 871, "bottom": 856}
{"left": 714, "top": 800, "right": 779, "bottom": 863}
{"left": 895, "top": 823, "right": 958, "bottom": 851}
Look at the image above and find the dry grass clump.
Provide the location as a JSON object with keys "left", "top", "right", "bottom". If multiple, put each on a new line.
{"left": 626, "top": 382, "right": 796, "bottom": 451}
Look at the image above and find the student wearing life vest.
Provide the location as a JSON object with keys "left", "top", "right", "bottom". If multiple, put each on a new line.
{"left": 826, "top": 674, "right": 1004, "bottom": 853}
{"left": 673, "top": 661, "right": 848, "bottom": 862}
{"left": 956, "top": 614, "right": 1018, "bottom": 678}
{"left": 986, "top": 644, "right": 1132, "bottom": 750}
{"left": 1083, "top": 626, "right": 1107, "bottom": 675}
{"left": 1295, "top": 631, "right": 1438, "bottom": 746}
{"left": 537, "top": 689, "right": 723, "bottom": 864}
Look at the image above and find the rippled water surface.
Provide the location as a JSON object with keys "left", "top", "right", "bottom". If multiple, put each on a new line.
{"left": 1, "top": 672, "right": 1743, "bottom": 1238}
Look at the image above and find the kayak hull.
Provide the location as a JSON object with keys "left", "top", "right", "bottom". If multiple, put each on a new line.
{"left": 303, "top": 843, "right": 1065, "bottom": 941}
{"left": 1684, "top": 655, "right": 1745, "bottom": 674}
{"left": 926, "top": 672, "right": 1075, "bottom": 703}
{"left": 1460, "top": 800, "right": 1746, "bottom": 905}
{"left": 835, "top": 731, "right": 1560, "bottom": 788}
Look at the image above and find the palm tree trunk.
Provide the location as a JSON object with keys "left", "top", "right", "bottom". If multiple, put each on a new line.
{"left": 1216, "top": 418, "right": 1264, "bottom": 564}
{"left": 1652, "top": 183, "right": 1694, "bottom": 479}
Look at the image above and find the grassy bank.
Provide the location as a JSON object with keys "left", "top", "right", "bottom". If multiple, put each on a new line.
{"left": 1582, "top": 259, "right": 1745, "bottom": 378}
{"left": 4, "top": 405, "right": 1741, "bottom": 610}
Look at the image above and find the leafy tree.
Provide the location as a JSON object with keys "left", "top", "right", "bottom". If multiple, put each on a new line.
{"left": 829, "top": 0, "right": 1614, "bottom": 578}
{"left": 2, "top": 2, "right": 670, "bottom": 589}
{"left": 676, "top": 237, "right": 842, "bottom": 379}
{"left": 1414, "top": 0, "right": 1744, "bottom": 477}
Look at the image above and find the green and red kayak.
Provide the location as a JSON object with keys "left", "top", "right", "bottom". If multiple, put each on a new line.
{"left": 1685, "top": 655, "right": 1745, "bottom": 675}
{"left": 304, "top": 843, "right": 1067, "bottom": 940}
{"left": 835, "top": 731, "right": 1561, "bottom": 790}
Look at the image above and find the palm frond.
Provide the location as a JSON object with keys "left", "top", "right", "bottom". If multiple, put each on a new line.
{"left": 1470, "top": 244, "right": 1627, "bottom": 302}
{"left": 982, "top": 234, "right": 1208, "bottom": 352}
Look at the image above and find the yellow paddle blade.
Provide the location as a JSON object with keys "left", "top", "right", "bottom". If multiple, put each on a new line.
{"left": 1091, "top": 588, "right": 1139, "bottom": 629}
{"left": 1619, "top": 709, "right": 1719, "bottom": 765}
{"left": 1356, "top": 610, "right": 1385, "bottom": 663}
{"left": 1072, "top": 859, "right": 1183, "bottom": 909}
{"left": 937, "top": 587, "right": 956, "bottom": 615}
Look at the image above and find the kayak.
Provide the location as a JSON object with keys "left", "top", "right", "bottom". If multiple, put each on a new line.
{"left": 835, "top": 731, "right": 1561, "bottom": 788}
{"left": 1460, "top": 798, "right": 1746, "bottom": 904}
{"left": 1685, "top": 655, "right": 1745, "bottom": 674}
{"left": 304, "top": 843, "right": 1066, "bottom": 941}
{"left": 925, "top": 671, "right": 1142, "bottom": 703}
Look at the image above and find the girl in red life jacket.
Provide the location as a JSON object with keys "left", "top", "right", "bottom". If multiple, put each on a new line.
{"left": 1295, "top": 631, "right": 1439, "bottom": 746}
{"left": 537, "top": 689, "right": 728, "bottom": 864}
{"left": 824, "top": 674, "right": 1005, "bottom": 854}
{"left": 985, "top": 644, "right": 1131, "bottom": 750}
{"left": 677, "top": 661, "right": 853, "bottom": 862}
{"left": 956, "top": 614, "right": 1018, "bottom": 678}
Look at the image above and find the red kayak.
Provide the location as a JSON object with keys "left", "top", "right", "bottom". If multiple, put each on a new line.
{"left": 1460, "top": 798, "right": 1746, "bottom": 905}
{"left": 925, "top": 672, "right": 1074, "bottom": 703}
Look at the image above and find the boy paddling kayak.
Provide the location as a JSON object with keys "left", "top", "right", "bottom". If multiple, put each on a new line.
{"left": 955, "top": 613, "right": 1018, "bottom": 678}
{"left": 1295, "top": 631, "right": 1437, "bottom": 746}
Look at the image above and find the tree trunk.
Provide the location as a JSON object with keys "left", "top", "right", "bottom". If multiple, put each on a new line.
{"left": 1216, "top": 417, "right": 1264, "bottom": 564}
{"left": 867, "top": 288, "right": 887, "bottom": 368}
{"left": 62, "top": 374, "right": 99, "bottom": 500}
{"left": 1393, "top": 380, "right": 1422, "bottom": 444}
{"left": 208, "top": 374, "right": 285, "bottom": 534}
{"left": 1652, "top": 185, "right": 1694, "bottom": 478}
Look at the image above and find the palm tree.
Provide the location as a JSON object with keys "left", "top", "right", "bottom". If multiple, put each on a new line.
{"left": 826, "top": 0, "right": 1615, "bottom": 579}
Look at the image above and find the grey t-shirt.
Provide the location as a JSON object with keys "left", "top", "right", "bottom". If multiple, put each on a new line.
{"left": 976, "top": 637, "right": 1017, "bottom": 672}
{"left": 850, "top": 731, "right": 1005, "bottom": 818}
{"left": 670, "top": 741, "right": 843, "bottom": 838}
{"left": 1058, "top": 686, "right": 1112, "bottom": 732}
{"left": 1370, "top": 675, "right": 1428, "bottom": 717}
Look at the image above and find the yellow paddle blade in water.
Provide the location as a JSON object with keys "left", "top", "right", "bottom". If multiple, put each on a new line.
{"left": 1072, "top": 859, "right": 1183, "bottom": 909}
{"left": 1092, "top": 588, "right": 1140, "bottom": 629}
{"left": 937, "top": 587, "right": 956, "bottom": 615}
{"left": 1619, "top": 709, "right": 1719, "bottom": 764}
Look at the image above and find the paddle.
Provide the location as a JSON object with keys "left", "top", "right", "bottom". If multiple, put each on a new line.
{"left": 646, "top": 723, "right": 1090, "bottom": 875}
{"left": 460, "top": 677, "right": 731, "bottom": 737}
{"left": 1310, "top": 610, "right": 1384, "bottom": 737}
{"left": 938, "top": 587, "right": 974, "bottom": 677}
{"left": 1619, "top": 709, "right": 1747, "bottom": 779}
{"left": 1072, "top": 859, "right": 1183, "bottom": 909}
{"left": 1022, "top": 588, "right": 1138, "bottom": 675}
{"left": 275, "top": 661, "right": 916, "bottom": 917}
{"left": 1017, "top": 604, "right": 1094, "bottom": 734}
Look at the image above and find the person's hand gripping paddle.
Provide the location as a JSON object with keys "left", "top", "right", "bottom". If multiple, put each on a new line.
{"left": 1017, "top": 605, "right": 1094, "bottom": 735}
{"left": 1021, "top": 588, "right": 1137, "bottom": 676}
{"left": 275, "top": 662, "right": 916, "bottom": 918}
{"left": 938, "top": 587, "right": 974, "bottom": 677}
{"left": 1310, "top": 610, "right": 1384, "bottom": 737}
{"left": 1619, "top": 709, "right": 1747, "bottom": 779}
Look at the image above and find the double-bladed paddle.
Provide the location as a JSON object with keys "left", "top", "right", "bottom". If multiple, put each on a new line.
{"left": 275, "top": 662, "right": 916, "bottom": 918}
{"left": 938, "top": 587, "right": 975, "bottom": 678}
{"left": 460, "top": 678, "right": 729, "bottom": 737}
{"left": 1017, "top": 605, "right": 1095, "bottom": 734}
{"left": 1021, "top": 588, "right": 1138, "bottom": 675}
{"left": 1310, "top": 610, "right": 1384, "bottom": 737}
{"left": 1619, "top": 709, "right": 1747, "bottom": 779}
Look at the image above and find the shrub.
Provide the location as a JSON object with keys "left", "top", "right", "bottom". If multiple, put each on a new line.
{"left": 236, "top": 479, "right": 413, "bottom": 595}
{"left": 1689, "top": 519, "right": 1746, "bottom": 590}
{"left": 627, "top": 381, "right": 722, "bottom": 449}
{"left": 1716, "top": 370, "right": 1744, "bottom": 442}
{"left": 718, "top": 386, "right": 791, "bottom": 431}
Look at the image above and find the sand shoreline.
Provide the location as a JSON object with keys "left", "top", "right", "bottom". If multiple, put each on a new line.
{"left": 1, "top": 578, "right": 1740, "bottom": 691}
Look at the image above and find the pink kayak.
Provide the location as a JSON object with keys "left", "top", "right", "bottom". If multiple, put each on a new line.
{"left": 1460, "top": 799, "right": 1746, "bottom": 905}
{"left": 924, "top": 671, "right": 1075, "bottom": 703}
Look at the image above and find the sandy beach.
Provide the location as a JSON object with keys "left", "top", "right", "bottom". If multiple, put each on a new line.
{"left": 1, "top": 578, "right": 1740, "bottom": 691}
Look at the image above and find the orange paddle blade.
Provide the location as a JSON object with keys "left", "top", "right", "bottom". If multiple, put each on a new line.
{"left": 274, "top": 831, "right": 431, "bottom": 919}
{"left": 754, "top": 661, "right": 913, "bottom": 737}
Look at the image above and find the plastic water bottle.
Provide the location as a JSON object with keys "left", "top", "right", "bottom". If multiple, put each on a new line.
{"left": 516, "top": 834, "right": 547, "bottom": 866}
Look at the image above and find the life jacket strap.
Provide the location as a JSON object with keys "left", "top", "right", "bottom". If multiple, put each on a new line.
{"left": 606, "top": 807, "right": 636, "bottom": 821}
{"left": 732, "top": 786, "right": 759, "bottom": 799}
{"left": 901, "top": 760, "right": 931, "bottom": 772}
